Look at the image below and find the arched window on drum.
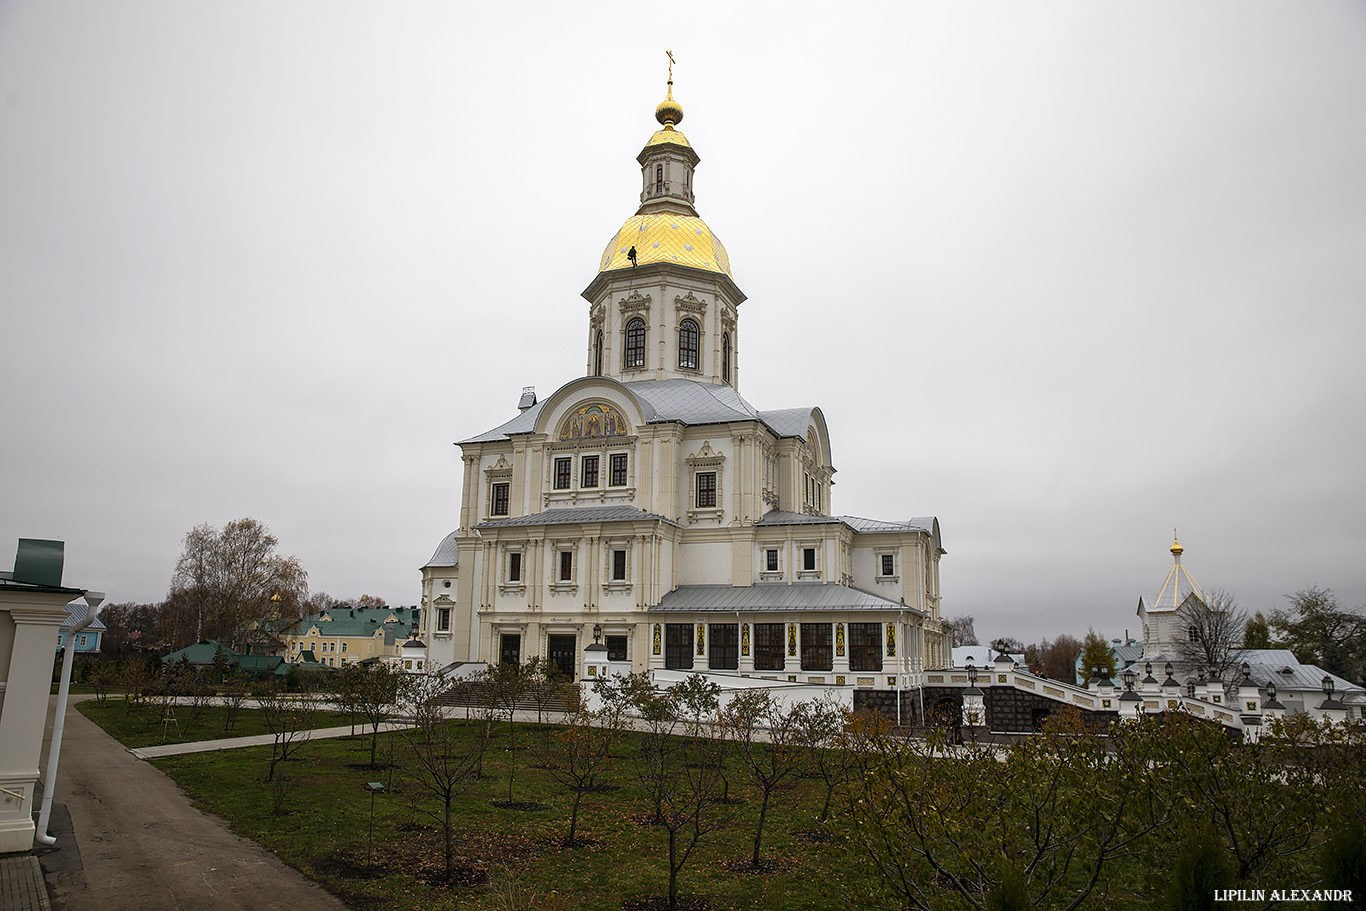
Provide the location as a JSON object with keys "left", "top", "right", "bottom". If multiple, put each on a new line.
{"left": 678, "top": 318, "right": 699, "bottom": 370}
{"left": 624, "top": 318, "right": 646, "bottom": 369}
{"left": 721, "top": 331, "right": 731, "bottom": 383}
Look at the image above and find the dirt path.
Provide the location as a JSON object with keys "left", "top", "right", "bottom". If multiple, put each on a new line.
{"left": 38, "top": 697, "right": 352, "bottom": 911}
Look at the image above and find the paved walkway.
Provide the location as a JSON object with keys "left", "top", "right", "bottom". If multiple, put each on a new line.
{"left": 1, "top": 854, "right": 51, "bottom": 911}
{"left": 35, "top": 696, "right": 354, "bottom": 911}
{"left": 128, "top": 721, "right": 413, "bottom": 759}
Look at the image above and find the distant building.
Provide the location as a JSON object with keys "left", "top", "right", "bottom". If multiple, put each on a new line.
{"left": 57, "top": 600, "right": 105, "bottom": 654}
{"left": 282, "top": 606, "right": 422, "bottom": 669}
{"left": 161, "top": 639, "right": 288, "bottom": 678}
{"left": 1128, "top": 537, "right": 1363, "bottom": 721}
{"left": 1136, "top": 534, "right": 1210, "bottom": 659}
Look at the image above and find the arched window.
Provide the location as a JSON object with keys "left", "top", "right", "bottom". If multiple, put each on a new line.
{"left": 721, "top": 332, "right": 731, "bottom": 383}
{"left": 655, "top": 164, "right": 663, "bottom": 194}
{"left": 678, "top": 318, "right": 699, "bottom": 370}
{"left": 594, "top": 330, "right": 603, "bottom": 377}
{"left": 624, "top": 318, "right": 646, "bottom": 369}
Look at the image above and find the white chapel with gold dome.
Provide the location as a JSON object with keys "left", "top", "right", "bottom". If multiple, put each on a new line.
{"left": 418, "top": 71, "right": 950, "bottom": 690}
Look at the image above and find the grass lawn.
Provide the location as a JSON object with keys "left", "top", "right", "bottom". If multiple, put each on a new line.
{"left": 135, "top": 718, "right": 873, "bottom": 911}
{"left": 77, "top": 697, "right": 357, "bottom": 748}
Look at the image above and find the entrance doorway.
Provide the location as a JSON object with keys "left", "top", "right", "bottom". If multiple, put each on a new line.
{"left": 499, "top": 634, "right": 521, "bottom": 666}
{"left": 547, "top": 634, "right": 577, "bottom": 681}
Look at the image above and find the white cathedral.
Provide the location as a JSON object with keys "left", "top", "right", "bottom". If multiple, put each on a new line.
{"left": 418, "top": 76, "right": 950, "bottom": 691}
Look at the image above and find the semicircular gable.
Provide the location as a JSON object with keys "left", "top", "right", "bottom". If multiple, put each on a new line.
{"left": 558, "top": 401, "right": 632, "bottom": 440}
{"left": 807, "top": 406, "right": 833, "bottom": 469}
{"left": 531, "top": 376, "right": 649, "bottom": 439}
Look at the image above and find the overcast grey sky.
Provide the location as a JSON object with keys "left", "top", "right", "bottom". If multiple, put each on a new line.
{"left": 2, "top": 2, "right": 1363, "bottom": 644}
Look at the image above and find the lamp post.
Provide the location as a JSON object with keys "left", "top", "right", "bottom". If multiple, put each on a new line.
{"left": 962, "top": 663, "right": 985, "bottom": 741}
{"left": 1119, "top": 667, "right": 1141, "bottom": 719}
{"left": 1318, "top": 675, "right": 1345, "bottom": 723}
{"left": 365, "top": 781, "right": 385, "bottom": 867}
{"left": 1263, "top": 681, "right": 1284, "bottom": 724}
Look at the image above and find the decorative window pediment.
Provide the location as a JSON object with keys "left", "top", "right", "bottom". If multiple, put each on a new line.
{"left": 618, "top": 290, "right": 651, "bottom": 316}
{"left": 674, "top": 290, "right": 707, "bottom": 316}
{"left": 686, "top": 441, "right": 725, "bottom": 524}
{"left": 484, "top": 454, "right": 512, "bottom": 480}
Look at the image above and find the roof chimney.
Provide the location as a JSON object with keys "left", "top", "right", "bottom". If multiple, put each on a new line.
{"left": 517, "top": 386, "right": 537, "bottom": 411}
{"left": 13, "top": 539, "right": 65, "bottom": 587}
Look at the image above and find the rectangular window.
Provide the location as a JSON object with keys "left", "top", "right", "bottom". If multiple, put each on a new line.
{"left": 612, "top": 549, "right": 627, "bottom": 581}
{"left": 508, "top": 552, "right": 522, "bottom": 583}
{"left": 709, "top": 623, "right": 739, "bottom": 670}
{"left": 491, "top": 482, "right": 510, "bottom": 516}
{"left": 766, "top": 549, "right": 779, "bottom": 572}
{"left": 696, "top": 471, "right": 717, "bottom": 508}
{"left": 610, "top": 453, "right": 628, "bottom": 486}
{"left": 581, "top": 455, "right": 599, "bottom": 488}
{"left": 801, "top": 623, "right": 833, "bottom": 671}
{"left": 554, "top": 457, "right": 572, "bottom": 490}
{"left": 850, "top": 622, "right": 883, "bottom": 671}
{"left": 881, "top": 554, "right": 894, "bottom": 577}
{"left": 559, "top": 550, "right": 574, "bottom": 582}
{"left": 664, "top": 623, "right": 694, "bottom": 670}
{"left": 437, "top": 608, "right": 451, "bottom": 632}
{"left": 606, "top": 635, "right": 628, "bottom": 661}
{"left": 754, "top": 623, "right": 785, "bottom": 671}
{"left": 803, "top": 547, "right": 817, "bottom": 571}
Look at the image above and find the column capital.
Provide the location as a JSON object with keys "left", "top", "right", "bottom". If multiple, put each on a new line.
{"left": 7, "top": 608, "right": 69, "bottom": 627}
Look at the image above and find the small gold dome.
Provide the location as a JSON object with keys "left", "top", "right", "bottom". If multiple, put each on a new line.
{"left": 1170, "top": 537, "right": 1184, "bottom": 556}
{"left": 655, "top": 87, "right": 683, "bottom": 127}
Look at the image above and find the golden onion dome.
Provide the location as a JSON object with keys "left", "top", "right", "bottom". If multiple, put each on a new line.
{"left": 655, "top": 87, "right": 684, "bottom": 126}
{"left": 1170, "top": 536, "right": 1184, "bottom": 556}
{"left": 597, "top": 214, "right": 731, "bottom": 277}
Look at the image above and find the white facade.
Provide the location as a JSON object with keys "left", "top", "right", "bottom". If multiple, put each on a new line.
{"left": 419, "top": 83, "right": 950, "bottom": 688}
{"left": 0, "top": 539, "right": 89, "bottom": 853}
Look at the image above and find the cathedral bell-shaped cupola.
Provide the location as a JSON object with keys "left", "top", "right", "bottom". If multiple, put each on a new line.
{"left": 583, "top": 54, "right": 746, "bottom": 392}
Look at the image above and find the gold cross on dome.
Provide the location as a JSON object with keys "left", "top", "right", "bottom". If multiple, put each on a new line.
{"left": 666, "top": 50, "right": 675, "bottom": 82}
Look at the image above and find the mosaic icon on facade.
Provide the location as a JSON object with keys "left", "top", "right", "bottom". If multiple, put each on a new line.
{"left": 559, "top": 402, "right": 628, "bottom": 440}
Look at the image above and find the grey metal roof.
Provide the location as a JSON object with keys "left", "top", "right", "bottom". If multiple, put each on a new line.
{"left": 459, "top": 400, "right": 548, "bottom": 444}
{"left": 458, "top": 377, "right": 818, "bottom": 444}
{"left": 1112, "top": 645, "right": 1144, "bottom": 664}
{"left": 755, "top": 406, "right": 812, "bottom": 439}
{"left": 61, "top": 600, "right": 107, "bottom": 632}
{"left": 754, "top": 510, "right": 844, "bottom": 527}
{"left": 626, "top": 378, "right": 760, "bottom": 425}
{"left": 755, "top": 510, "right": 935, "bottom": 537}
{"left": 650, "top": 582, "right": 923, "bottom": 614}
{"left": 476, "top": 506, "right": 682, "bottom": 530}
{"left": 841, "top": 515, "right": 935, "bottom": 534}
{"left": 1236, "top": 649, "right": 1365, "bottom": 695}
{"left": 424, "top": 531, "right": 459, "bottom": 568}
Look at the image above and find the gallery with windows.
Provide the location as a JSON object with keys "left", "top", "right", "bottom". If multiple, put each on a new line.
{"left": 417, "top": 75, "right": 950, "bottom": 691}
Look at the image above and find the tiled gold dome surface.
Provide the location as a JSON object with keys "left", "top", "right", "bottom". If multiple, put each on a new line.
{"left": 597, "top": 214, "right": 731, "bottom": 277}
